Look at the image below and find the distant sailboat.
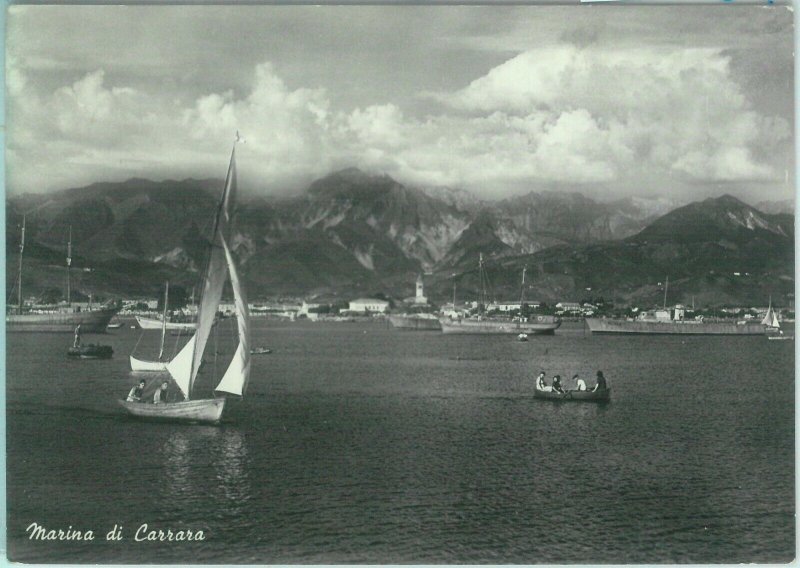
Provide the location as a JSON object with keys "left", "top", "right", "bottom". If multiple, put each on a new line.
{"left": 129, "top": 282, "right": 171, "bottom": 371}
{"left": 6, "top": 219, "right": 119, "bottom": 332}
{"left": 119, "top": 138, "right": 250, "bottom": 424}
{"left": 762, "top": 299, "right": 781, "bottom": 334}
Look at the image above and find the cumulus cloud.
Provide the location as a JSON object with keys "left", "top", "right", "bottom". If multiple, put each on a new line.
{"left": 6, "top": 45, "right": 789, "bottom": 197}
{"left": 430, "top": 45, "right": 786, "bottom": 184}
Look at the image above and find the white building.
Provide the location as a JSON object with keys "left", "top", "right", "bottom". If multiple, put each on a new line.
{"left": 299, "top": 301, "right": 322, "bottom": 316}
{"left": 556, "top": 302, "right": 582, "bottom": 313}
{"left": 349, "top": 298, "right": 390, "bottom": 313}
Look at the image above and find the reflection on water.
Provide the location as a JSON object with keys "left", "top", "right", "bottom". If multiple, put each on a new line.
{"left": 213, "top": 429, "right": 252, "bottom": 509}
{"left": 162, "top": 430, "right": 192, "bottom": 499}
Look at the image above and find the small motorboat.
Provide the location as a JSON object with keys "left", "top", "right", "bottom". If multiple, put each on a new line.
{"left": 250, "top": 347, "right": 272, "bottom": 355}
{"left": 768, "top": 334, "right": 794, "bottom": 341}
{"left": 517, "top": 333, "right": 528, "bottom": 342}
{"left": 534, "top": 384, "right": 610, "bottom": 402}
{"left": 107, "top": 321, "right": 124, "bottom": 329}
{"left": 67, "top": 344, "right": 114, "bottom": 359}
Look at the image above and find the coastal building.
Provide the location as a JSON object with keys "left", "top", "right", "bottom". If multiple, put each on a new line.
{"left": 556, "top": 302, "right": 582, "bottom": 314}
{"left": 348, "top": 298, "right": 390, "bottom": 313}
{"left": 299, "top": 301, "right": 322, "bottom": 316}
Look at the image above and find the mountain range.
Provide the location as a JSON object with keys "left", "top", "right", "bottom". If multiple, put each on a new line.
{"left": 6, "top": 169, "right": 794, "bottom": 307}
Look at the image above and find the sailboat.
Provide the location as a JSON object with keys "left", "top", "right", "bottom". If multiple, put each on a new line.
{"left": 119, "top": 138, "right": 250, "bottom": 424}
{"left": 761, "top": 299, "right": 789, "bottom": 340}
{"left": 6, "top": 220, "right": 119, "bottom": 332}
{"left": 129, "top": 282, "right": 172, "bottom": 371}
{"left": 762, "top": 301, "right": 781, "bottom": 331}
{"left": 439, "top": 256, "right": 561, "bottom": 335}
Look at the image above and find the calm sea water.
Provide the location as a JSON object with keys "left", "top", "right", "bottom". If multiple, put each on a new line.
{"left": 6, "top": 319, "right": 795, "bottom": 563}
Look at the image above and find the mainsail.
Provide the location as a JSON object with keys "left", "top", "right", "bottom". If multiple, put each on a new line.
{"left": 214, "top": 232, "right": 251, "bottom": 397}
{"left": 167, "top": 144, "right": 245, "bottom": 400}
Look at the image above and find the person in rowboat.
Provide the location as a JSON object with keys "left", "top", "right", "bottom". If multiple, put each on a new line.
{"left": 573, "top": 374, "right": 587, "bottom": 391}
{"left": 552, "top": 375, "right": 565, "bottom": 394}
{"left": 73, "top": 324, "right": 82, "bottom": 348}
{"left": 127, "top": 379, "right": 146, "bottom": 402}
{"left": 154, "top": 381, "right": 169, "bottom": 404}
{"left": 536, "top": 371, "right": 552, "bottom": 392}
{"left": 592, "top": 371, "right": 608, "bottom": 392}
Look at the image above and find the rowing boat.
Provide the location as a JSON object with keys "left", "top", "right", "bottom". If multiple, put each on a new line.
{"left": 534, "top": 385, "right": 610, "bottom": 402}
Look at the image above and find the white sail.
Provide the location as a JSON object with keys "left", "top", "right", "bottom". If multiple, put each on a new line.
{"left": 167, "top": 146, "right": 239, "bottom": 400}
{"left": 166, "top": 334, "right": 197, "bottom": 398}
{"left": 159, "top": 281, "right": 169, "bottom": 360}
{"left": 762, "top": 306, "right": 780, "bottom": 328}
{"left": 214, "top": 232, "right": 251, "bottom": 397}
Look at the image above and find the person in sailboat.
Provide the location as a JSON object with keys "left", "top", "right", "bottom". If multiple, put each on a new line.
{"left": 536, "top": 371, "right": 552, "bottom": 392}
{"left": 592, "top": 371, "right": 608, "bottom": 392}
{"left": 573, "top": 374, "right": 587, "bottom": 391}
{"left": 552, "top": 374, "right": 565, "bottom": 394}
{"left": 73, "top": 324, "right": 82, "bottom": 348}
{"left": 127, "top": 379, "right": 147, "bottom": 402}
{"left": 153, "top": 381, "right": 169, "bottom": 404}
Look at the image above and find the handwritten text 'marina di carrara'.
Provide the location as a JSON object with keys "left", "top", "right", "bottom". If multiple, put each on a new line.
{"left": 26, "top": 523, "right": 206, "bottom": 542}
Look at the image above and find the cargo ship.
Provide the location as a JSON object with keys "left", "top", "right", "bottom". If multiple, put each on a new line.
{"left": 388, "top": 313, "right": 442, "bottom": 330}
{"left": 586, "top": 305, "right": 767, "bottom": 336}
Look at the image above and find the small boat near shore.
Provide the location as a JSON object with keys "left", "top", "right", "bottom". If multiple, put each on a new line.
{"left": 250, "top": 347, "right": 271, "bottom": 355}
{"left": 68, "top": 344, "right": 113, "bottom": 359}
{"left": 107, "top": 322, "right": 124, "bottom": 329}
{"left": 534, "top": 384, "right": 610, "bottom": 402}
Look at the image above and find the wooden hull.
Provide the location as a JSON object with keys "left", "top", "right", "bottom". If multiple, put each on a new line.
{"left": 585, "top": 318, "right": 765, "bottom": 336}
{"left": 440, "top": 316, "right": 560, "bottom": 335}
{"left": 67, "top": 344, "right": 113, "bottom": 359}
{"left": 136, "top": 316, "right": 197, "bottom": 330}
{"left": 7, "top": 306, "right": 119, "bottom": 333}
{"left": 129, "top": 355, "right": 168, "bottom": 372}
{"left": 534, "top": 387, "right": 610, "bottom": 402}
{"left": 118, "top": 397, "right": 226, "bottom": 424}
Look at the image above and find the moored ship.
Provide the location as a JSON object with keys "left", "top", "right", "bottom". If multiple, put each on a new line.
{"left": 439, "top": 315, "right": 561, "bottom": 335}
{"left": 586, "top": 306, "right": 766, "bottom": 336}
{"left": 439, "top": 257, "right": 561, "bottom": 335}
{"left": 388, "top": 313, "right": 442, "bottom": 330}
{"left": 6, "top": 218, "right": 119, "bottom": 333}
{"left": 7, "top": 305, "right": 119, "bottom": 333}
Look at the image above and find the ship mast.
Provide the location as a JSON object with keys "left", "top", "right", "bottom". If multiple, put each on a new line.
{"left": 519, "top": 266, "right": 527, "bottom": 315}
{"left": 66, "top": 225, "right": 72, "bottom": 305}
{"left": 478, "top": 253, "right": 485, "bottom": 315}
{"left": 663, "top": 276, "right": 669, "bottom": 310}
{"left": 17, "top": 216, "right": 26, "bottom": 313}
{"left": 451, "top": 273, "right": 457, "bottom": 312}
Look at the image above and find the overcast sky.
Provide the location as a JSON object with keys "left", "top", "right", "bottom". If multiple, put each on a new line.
{"left": 6, "top": 5, "right": 795, "bottom": 203}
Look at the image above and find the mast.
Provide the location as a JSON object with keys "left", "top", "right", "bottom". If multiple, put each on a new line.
{"left": 519, "top": 266, "right": 527, "bottom": 314}
{"left": 478, "top": 253, "right": 485, "bottom": 314}
{"left": 158, "top": 281, "right": 169, "bottom": 360}
{"left": 451, "top": 273, "right": 457, "bottom": 312}
{"left": 66, "top": 226, "right": 72, "bottom": 305}
{"left": 663, "top": 276, "right": 669, "bottom": 310}
{"left": 17, "top": 216, "right": 25, "bottom": 313}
